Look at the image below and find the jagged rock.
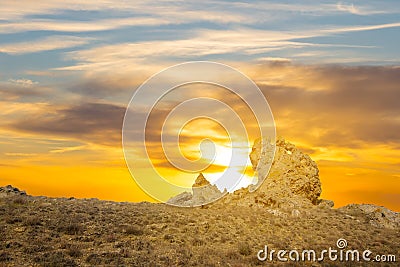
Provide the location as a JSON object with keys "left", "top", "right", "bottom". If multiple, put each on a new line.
{"left": 318, "top": 199, "right": 335, "bottom": 209}
{"left": 0, "top": 185, "right": 26, "bottom": 197}
{"left": 217, "top": 137, "right": 329, "bottom": 212}
{"left": 253, "top": 137, "right": 322, "bottom": 204}
{"left": 168, "top": 137, "right": 333, "bottom": 212}
{"left": 166, "top": 192, "right": 192, "bottom": 205}
{"left": 193, "top": 173, "right": 209, "bottom": 187}
{"left": 167, "top": 173, "right": 224, "bottom": 207}
{"left": 339, "top": 204, "right": 400, "bottom": 229}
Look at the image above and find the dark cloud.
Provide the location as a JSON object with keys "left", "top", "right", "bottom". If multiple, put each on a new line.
{"left": 0, "top": 81, "right": 52, "bottom": 100}
{"left": 68, "top": 74, "right": 143, "bottom": 98}
{"left": 6, "top": 65, "right": 400, "bottom": 151}
{"left": 259, "top": 65, "right": 400, "bottom": 147}
{"left": 8, "top": 102, "right": 125, "bottom": 146}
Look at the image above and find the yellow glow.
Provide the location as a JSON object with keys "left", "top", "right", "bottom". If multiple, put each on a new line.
{"left": 1, "top": 63, "right": 399, "bottom": 212}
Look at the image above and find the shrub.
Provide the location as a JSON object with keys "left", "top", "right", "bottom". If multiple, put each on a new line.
{"left": 58, "top": 222, "right": 84, "bottom": 235}
{"left": 238, "top": 242, "right": 252, "bottom": 256}
{"left": 124, "top": 225, "right": 143, "bottom": 236}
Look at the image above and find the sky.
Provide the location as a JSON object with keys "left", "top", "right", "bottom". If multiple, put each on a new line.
{"left": 0, "top": 0, "right": 399, "bottom": 210}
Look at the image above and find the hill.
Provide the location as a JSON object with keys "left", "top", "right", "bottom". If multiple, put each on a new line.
{"left": 0, "top": 139, "right": 398, "bottom": 266}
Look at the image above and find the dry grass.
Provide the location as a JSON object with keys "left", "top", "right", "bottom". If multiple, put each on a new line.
{"left": 0, "top": 194, "right": 399, "bottom": 266}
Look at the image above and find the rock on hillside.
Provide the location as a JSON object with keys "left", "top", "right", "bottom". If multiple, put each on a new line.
{"left": 0, "top": 185, "right": 26, "bottom": 197}
{"left": 339, "top": 204, "right": 400, "bottom": 229}
{"left": 217, "top": 138, "right": 328, "bottom": 212}
{"left": 168, "top": 137, "right": 329, "bottom": 211}
{"left": 168, "top": 139, "right": 333, "bottom": 210}
{"left": 167, "top": 173, "right": 225, "bottom": 207}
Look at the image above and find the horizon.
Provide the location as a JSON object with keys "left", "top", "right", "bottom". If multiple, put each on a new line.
{"left": 1, "top": 0, "right": 399, "bottom": 211}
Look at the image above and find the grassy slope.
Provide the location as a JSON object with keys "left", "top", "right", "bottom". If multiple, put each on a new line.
{"left": 0, "top": 193, "right": 399, "bottom": 266}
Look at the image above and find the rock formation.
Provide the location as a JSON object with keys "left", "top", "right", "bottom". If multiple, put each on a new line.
{"left": 164, "top": 137, "right": 400, "bottom": 224}
{"left": 213, "top": 138, "right": 328, "bottom": 214}
{"left": 168, "top": 137, "right": 328, "bottom": 211}
{"left": 339, "top": 204, "right": 400, "bottom": 229}
{"left": 167, "top": 173, "right": 225, "bottom": 207}
{"left": 0, "top": 185, "right": 26, "bottom": 197}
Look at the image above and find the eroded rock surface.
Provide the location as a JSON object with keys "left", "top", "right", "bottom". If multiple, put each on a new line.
{"left": 167, "top": 173, "right": 225, "bottom": 207}
{"left": 340, "top": 204, "right": 400, "bottom": 229}
{"left": 168, "top": 138, "right": 327, "bottom": 210}
{"left": 167, "top": 138, "right": 399, "bottom": 227}
{"left": 218, "top": 137, "right": 326, "bottom": 212}
{"left": 0, "top": 185, "right": 26, "bottom": 198}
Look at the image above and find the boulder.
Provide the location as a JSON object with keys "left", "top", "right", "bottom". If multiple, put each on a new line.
{"left": 166, "top": 173, "right": 224, "bottom": 207}
{"left": 0, "top": 185, "right": 26, "bottom": 197}
{"left": 252, "top": 137, "right": 322, "bottom": 205}
{"left": 218, "top": 137, "right": 327, "bottom": 211}
{"left": 168, "top": 137, "right": 333, "bottom": 212}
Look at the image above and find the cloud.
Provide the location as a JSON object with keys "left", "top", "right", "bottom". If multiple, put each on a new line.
{"left": 336, "top": 2, "right": 360, "bottom": 14}
{"left": 334, "top": 2, "right": 388, "bottom": 15}
{"left": 251, "top": 64, "right": 400, "bottom": 147}
{"left": 54, "top": 29, "right": 342, "bottom": 73}
{"left": 0, "top": 80, "right": 52, "bottom": 100}
{"left": 67, "top": 73, "right": 142, "bottom": 97}
{"left": 7, "top": 102, "right": 126, "bottom": 146}
{"left": 53, "top": 22, "right": 390, "bottom": 74}
{"left": 0, "top": 1, "right": 246, "bottom": 33}
{"left": 4, "top": 152, "right": 38, "bottom": 157}
{"left": 323, "top": 22, "right": 400, "bottom": 34}
{"left": 49, "top": 145, "right": 87, "bottom": 154}
{"left": 0, "top": 36, "right": 91, "bottom": 55}
{"left": 1, "top": 0, "right": 396, "bottom": 21}
{"left": 8, "top": 78, "right": 38, "bottom": 87}
{"left": 0, "top": 17, "right": 179, "bottom": 34}
{"left": 24, "top": 63, "right": 399, "bottom": 153}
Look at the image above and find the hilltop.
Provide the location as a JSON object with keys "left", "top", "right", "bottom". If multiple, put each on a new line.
{"left": 0, "top": 139, "right": 399, "bottom": 266}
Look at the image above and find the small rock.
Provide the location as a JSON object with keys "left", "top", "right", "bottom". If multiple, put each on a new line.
{"left": 291, "top": 209, "right": 301, "bottom": 217}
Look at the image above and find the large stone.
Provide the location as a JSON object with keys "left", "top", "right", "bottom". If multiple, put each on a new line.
{"left": 0, "top": 185, "right": 26, "bottom": 198}
{"left": 168, "top": 137, "right": 331, "bottom": 211}
{"left": 254, "top": 137, "right": 322, "bottom": 204}
{"left": 218, "top": 137, "right": 327, "bottom": 210}
{"left": 166, "top": 173, "right": 224, "bottom": 207}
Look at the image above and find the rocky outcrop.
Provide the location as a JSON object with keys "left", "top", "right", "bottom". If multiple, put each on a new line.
{"left": 339, "top": 204, "right": 400, "bottom": 229}
{"left": 217, "top": 137, "right": 327, "bottom": 212}
{"left": 251, "top": 137, "right": 321, "bottom": 204}
{"left": 167, "top": 137, "right": 330, "bottom": 212}
{"left": 167, "top": 173, "right": 225, "bottom": 207}
{"left": 0, "top": 185, "right": 26, "bottom": 197}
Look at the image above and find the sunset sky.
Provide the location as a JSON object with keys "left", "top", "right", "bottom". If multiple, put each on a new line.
{"left": 0, "top": 1, "right": 399, "bottom": 210}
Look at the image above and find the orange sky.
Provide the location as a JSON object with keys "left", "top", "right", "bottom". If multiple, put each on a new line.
{"left": 1, "top": 63, "right": 399, "bottom": 211}
{"left": 2, "top": 0, "right": 399, "bottom": 210}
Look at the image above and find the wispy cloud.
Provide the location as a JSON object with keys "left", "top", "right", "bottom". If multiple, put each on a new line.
{"left": 335, "top": 2, "right": 387, "bottom": 15}
{"left": 0, "top": 2, "right": 246, "bottom": 33}
{"left": 0, "top": 80, "right": 52, "bottom": 100}
{"left": 49, "top": 145, "right": 87, "bottom": 154}
{"left": 336, "top": 2, "right": 360, "bottom": 14}
{"left": 53, "top": 27, "right": 380, "bottom": 73}
{"left": 4, "top": 152, "right": 38, "bottom": 157}
{"left": 8, "top": 78, "right": 38, "bottom": 87}
{"left": 0, "top": 17, "right": 178, "bottom": 34}
{"left": 0, "top": 36, "right": 91, "bottom": 55}
{"left": 324, "top": 21, "right": 400, "bottom": 33}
